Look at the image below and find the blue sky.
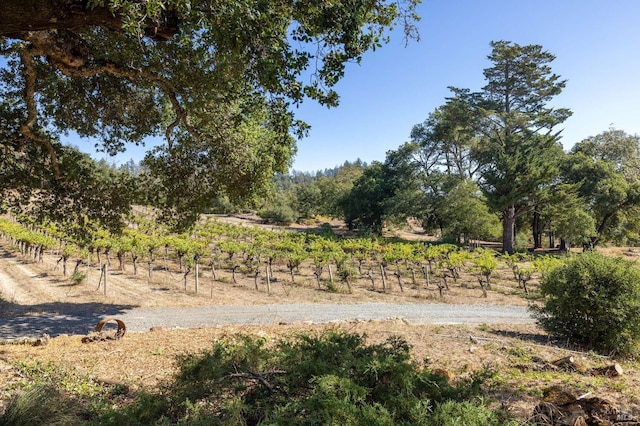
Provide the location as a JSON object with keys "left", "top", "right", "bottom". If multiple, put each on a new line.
{"left": 289, "top": 0, "right": 640, "bottom": 172}
{"left": 81, "top": 1, "right": 640, "bottom": 172}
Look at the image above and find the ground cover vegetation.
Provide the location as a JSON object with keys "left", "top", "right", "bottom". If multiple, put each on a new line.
{"left": 0, "top": 325, "right": 528, "bottom": 425}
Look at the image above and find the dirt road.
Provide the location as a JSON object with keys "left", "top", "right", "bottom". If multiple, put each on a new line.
{"left": 4, "top": 301, "right": 535, "bottom": 339}
{"left": 1, "top": 301, "right": 534, "bottom": 339}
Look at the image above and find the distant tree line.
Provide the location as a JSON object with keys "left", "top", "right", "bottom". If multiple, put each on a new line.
{"left": 256, "top": 41, "right": 640, "bottom": 254}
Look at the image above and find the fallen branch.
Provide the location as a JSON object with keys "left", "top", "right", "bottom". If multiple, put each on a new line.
{"left": 227, "top": 368, "right": 287, "bottom": 393}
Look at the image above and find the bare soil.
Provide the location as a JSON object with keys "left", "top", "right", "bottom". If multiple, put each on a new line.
{"left": 1, "top": 217, "right": 639, "bottom": 422}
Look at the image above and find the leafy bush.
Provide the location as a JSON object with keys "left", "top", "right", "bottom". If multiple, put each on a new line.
{"left": 259, "top": 202, "right": 298, "bottom": 225}
{"left": 89, "top": 329, "right": 509, "bottom": 425}
{"left": 206, "top": 196, "right": 239, "bottom": 214}
{"left": 513, "top": 232, "right": 531, "bottom": 253}
{"left": 532, "top": 251, "right": 640, "bottom": 356}
{"left": 1, "top": 331, "right": 512, "bottom": 425}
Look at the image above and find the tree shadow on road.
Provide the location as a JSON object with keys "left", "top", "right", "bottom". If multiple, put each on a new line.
{"left": 0, "top": 301, "right": 139, "bottom": 339}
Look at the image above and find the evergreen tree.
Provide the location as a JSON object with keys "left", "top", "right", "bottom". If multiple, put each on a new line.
{"left": 471, "top": 41, "right": 571, "bottom": 253}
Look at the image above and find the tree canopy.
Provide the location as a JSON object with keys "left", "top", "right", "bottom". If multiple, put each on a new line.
{"left": 0, "top": 0, "right": 419, "bottom": 230}
{"left": 561, "top": 129, "right": 640, "bottom": 246}
{"left": 338, "top": 41, "right": 579, "bottom": 251}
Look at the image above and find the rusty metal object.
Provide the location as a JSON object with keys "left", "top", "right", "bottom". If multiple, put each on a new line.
{"left": 82, "top": 317, "right": 126, "bottom": 343}
{"left": 95, "top": 317, "right": 126, "bottom": 338}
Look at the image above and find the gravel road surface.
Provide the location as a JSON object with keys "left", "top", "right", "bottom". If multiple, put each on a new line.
{"left": 0, "top": 303, "right": 534, "bottom": 339}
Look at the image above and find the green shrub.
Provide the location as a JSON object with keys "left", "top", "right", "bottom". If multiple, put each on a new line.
{"left": 90, "top": 329, "right": 506, "bottom": 425}
{"left": 5, "top": 331, "right": 514, "bottom": 425}
{"left": 207, "top": 196, "right": 239, "bottom": 214}
{"left": 513, "top": 232, "right": 531, "bottom": 253}
{"left": 532, "top": 251, "right": 640, "bottom": 356}
{"left": 258, "top": 203, "right": 298, "bottom": 225}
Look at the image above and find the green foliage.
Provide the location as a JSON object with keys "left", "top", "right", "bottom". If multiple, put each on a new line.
{"left": 207, "top": 196, "right": 240, "bottom": 215}
{"left": 532, "top": 255, "right": 565, "bottom": 277}
{"left": 426, "top": 399, "right": 505, "bottom": 426}
{"left": 470, "top": 42, "right": 570, "bottom": 253}
{"left": 342, "top": 41, "right": 570, "bottom": 251}
{"left": 292, "top": 162, "right": 367, "bottom": 220}
{"left": 2, "top": 0, "right": 419, "bottom": 231}
{"left": 439, "top": 179, "right": 501, "bottom": 242}
{"left": 264, "top": 374, "right": 396, "bottom": 425}
{"left": 553, "top": 208, "right": 596, "bottom": 249}
{"left": 1, "top": 144, "right": 134, "bottom": 241}
{"left": 295, "top": 181, "right": 323, "bottom": 219}
{"left": 543, "top": 183, "right": 596, "bottom": 248}
{"left": 0, "top": 386, "right": 85, "bottom": 426}
{"left": 473, "top": 249, "right": 498, "bottom": 279}
{"left": 70, "top": 270, "right": 87, "bottom": 285}
{"left": 88, "top": 329, "right": 505, "bottom": 425}
{"left": 561, "top": 129, "right": 640, "bottom": 246}
{"left": 532, "top": 251, "right": 640, "bottom": 356}
{"left": 513, "top": 232, "right": 531, "bottom": 253}
{"left": 259, "top": 202, "right": 298, "bottom": 226}
{"left": 341, "top": 163, "right": 393, "bottom": 234}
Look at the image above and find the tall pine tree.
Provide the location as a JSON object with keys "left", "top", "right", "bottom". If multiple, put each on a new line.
{"left": 471, "top": 41, "right": 571, "bottom": 253}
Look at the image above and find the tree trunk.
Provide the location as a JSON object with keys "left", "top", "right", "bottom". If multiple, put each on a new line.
{"left": 590, "top": 363, "right": 624, "bottom": 377}
{"left": 532, "top": 210, "right": 542, "bottom": 249}
{"left": 231, "top": 265, "right": 238, "bottom": 284}
{"left": 559, "top": 238, "right": 567, "bottom": 252}
{"left": 96, "top": 249, "right": 102, "bottom": 270}
{"left": 117, "top": 252, "right": 125, "bottom": 271}
{"left": 147, "top": 249, "right": 155, "bottom": 279}
{"left": 314, "top": 267, "right": 323, "bottom": 289}
{"left": 210, "top": 258, "right": 217, "bottom": 281}
{"left": 395, "top": 263, "right": 404, "bottom": 292}
{"left": 254, "top": 268, "right": 260, "bottom": 291}
{"left": 502, "top": 205, "right": 516, "bottom": 254}
{"left": 367, "top": 270, "right": 375, "bottom": 289}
